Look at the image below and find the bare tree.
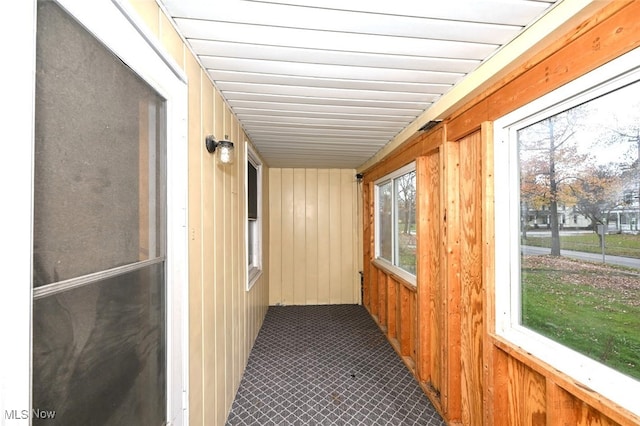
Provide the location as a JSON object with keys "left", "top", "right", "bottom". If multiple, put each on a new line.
{"left": 600, "top": 117, "right": 640, "bottom": 230}
{"left": 519, "top": 107, "right": 589, "bottom": 256}
{"left": 396, "top": 171, "right": 416, "bottom": 235}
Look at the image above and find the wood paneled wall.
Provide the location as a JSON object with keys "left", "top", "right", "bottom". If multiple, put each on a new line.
{"left": 126, "top": 2, "right": 270, "bottom": 425}
{"left": 362, "top": 2, "right": 640, "bottom": 426}
{"left": 269, "top": 168, "right": 359, "bottom": 306}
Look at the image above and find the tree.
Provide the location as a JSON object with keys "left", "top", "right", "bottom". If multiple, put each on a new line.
{"left": 378, "top": 182, "right": 392, "bottom": 260}
{"left": 601, "top": 117, "right": 640, "bottom": 230}
{"left": 567, "top": 164, "right": 625, "bottom": 246}
{"left": 396, "top": 171, "right": 416, "bottom": 235}
{"left": 519, "top": 107, "right": 589, "bottom": 256}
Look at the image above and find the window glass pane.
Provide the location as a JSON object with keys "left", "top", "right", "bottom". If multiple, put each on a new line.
{"left": 378, "top": 181, "right": 393, "bottom": 261}
{"left": 248, "top": 220, "right": 255, "bottom": 267}
{"left": 33, "top": 264, "right": 166, "bottom": 425}
{"left": 34, "top": 0, "right": 166, "bottom": 287}
{"left": 395, "top": 171, "right": 416, "bottom": 274}
{"left": 248, "top": 161, "right": 258, "bottom": 220}
{"left": 518, "top": 81, "right": 640, "bottom": 380}
{"left": 247, "top": 150, "right": 261, "bottom": 279}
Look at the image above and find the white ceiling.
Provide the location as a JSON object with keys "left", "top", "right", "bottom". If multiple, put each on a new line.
{"left": 160, "top": 0, "right": 559, "bottom": 168}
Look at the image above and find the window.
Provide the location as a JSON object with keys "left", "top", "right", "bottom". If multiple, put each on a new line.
{"left": 495, "top": 47, "right": 640, "bottom": 417}
{"left": 375, "top": 162, "right": 417, "bottom": 283}
{"left": 247, "top": 143, "right": 262, "bottom": 289}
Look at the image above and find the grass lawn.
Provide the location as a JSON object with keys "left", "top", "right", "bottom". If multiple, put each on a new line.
{"left": 521, "top": 255, "right": 640, "bottom": 380}
{"left": 399, "top": 232, "right": 416, "bottom": 275}
{"left": 523, "top": 233, "right": 640, "bottom": 259}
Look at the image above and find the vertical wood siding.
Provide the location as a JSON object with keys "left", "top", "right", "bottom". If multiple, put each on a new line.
{"left": 362, "top": 2, "right": 640, "bottom": 426}
{"left": 126, "top": 2, "right": 270, "bottom": 425}
{"left": 269, "top": 168, "right": 359, "bottom": 305}
{"left": 458, "top": 131, "right": 484, "bottom": 425}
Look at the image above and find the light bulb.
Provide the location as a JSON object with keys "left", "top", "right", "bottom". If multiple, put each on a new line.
{"left": 217, "top": 141, "right": 234, "bottom": 165}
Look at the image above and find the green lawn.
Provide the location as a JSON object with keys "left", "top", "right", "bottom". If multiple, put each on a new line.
{"left": 399, "top": 232, "right": 416, "bottom": 274}
{"left": 399, "top": 246, "right": 416, "bottom": 275}
{"left": 521, "top": 256, "right": 640, "bottom": 380}
{"left": 523, "top": 233, "right": 640, "bottom": 258}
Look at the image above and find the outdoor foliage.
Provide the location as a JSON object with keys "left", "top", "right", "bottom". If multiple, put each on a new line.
{"left": 519, "top": 83, "right": 640, "bottom": 246}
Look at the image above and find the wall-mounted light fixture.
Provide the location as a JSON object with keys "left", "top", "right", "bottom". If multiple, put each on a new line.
{"left": 205, "top": 135, "right": 235, "bottom": 165}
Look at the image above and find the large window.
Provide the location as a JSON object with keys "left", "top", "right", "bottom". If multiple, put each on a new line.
{"left": 375, "top": 163, "right": 417, "bottom": 283}
{"left": 495, "top": 47, "right": 640, "bottom": 417}
{"left": 247, "top": 143, "right": 262, "bottom": 290}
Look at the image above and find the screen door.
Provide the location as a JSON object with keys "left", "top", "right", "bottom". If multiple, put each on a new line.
{"left": 32, "top": 1, "right": 167, "bottom": 424}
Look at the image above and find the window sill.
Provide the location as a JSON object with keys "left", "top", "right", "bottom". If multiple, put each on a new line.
{"left": 247, "top": 267, "right": 262, "bottom": 291}
{"left": 372, "top": 258, "right": 416, "bottom": 288}
{"left": 491, "top": 327, "right": 640, "bottom": 420}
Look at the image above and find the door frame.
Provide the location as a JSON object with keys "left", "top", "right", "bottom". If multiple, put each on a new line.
{"left": 0, "top": 1, "right": 189, "bottom": 424}
{"left": 0, "top": 1, "right": 36, "bottom": 422}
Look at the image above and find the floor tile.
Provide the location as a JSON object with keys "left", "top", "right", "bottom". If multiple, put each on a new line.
{"left": 226, "top": 305, "right": 445, "bottom": 426}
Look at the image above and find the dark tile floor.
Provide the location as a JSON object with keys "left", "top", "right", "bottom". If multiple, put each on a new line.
{"left": 226, "top": 304, "right": 446, "bottom": 425}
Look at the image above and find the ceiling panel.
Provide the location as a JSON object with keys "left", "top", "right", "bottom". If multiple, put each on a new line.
{"left": 244, "top": 0, "right": 556, "bottom": 26}
{"left": 223, "top": 92, "right": 430, "bottom": 109}
{"left": 200, "top": 57, "right": 464, "bottom": 85}
{"left": 227, "top": 101, "right": 422, "bottom": 116}
{"left": 160, "top": 0, "right": 559, "bottom": 168}
{"left": 233, "top": 108, "right": 416, "bottom": 121}
{"left": 237, "top": 115, "right": 409, "bottom": 128}
{"left": 214, "top": 83, "right": 442, "bottom": 104}
{"left": 189, "top": 40, "right": 482, "bottom": 73}
{"left": 176, "top": 19, "right": 500, "bottom": 59}
{"left": 168, "top": 1, "right": 524, "bottom": 44}
{"left": 212, "top": 72, "right": 451, "bottom": 96}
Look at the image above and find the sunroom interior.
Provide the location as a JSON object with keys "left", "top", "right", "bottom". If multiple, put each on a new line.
{"left": 4, "top": 0, "right": 640, "bottom": 425}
